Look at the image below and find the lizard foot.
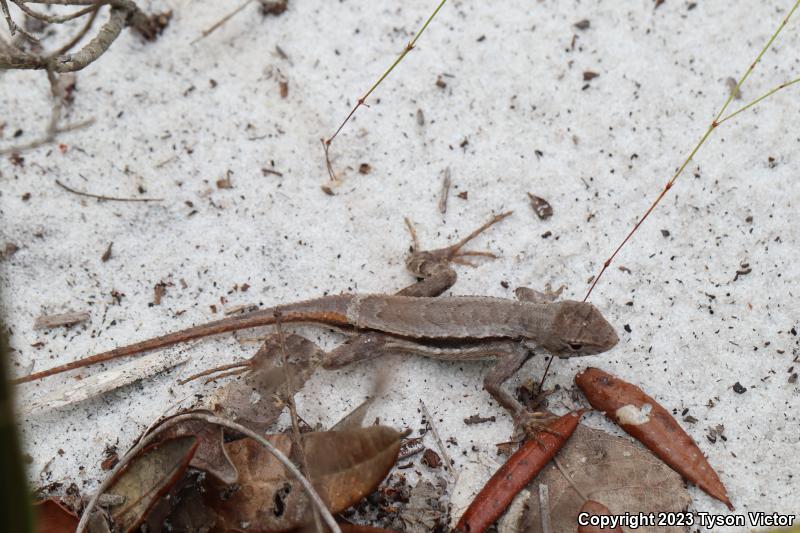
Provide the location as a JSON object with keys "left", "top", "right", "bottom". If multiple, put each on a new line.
{"left": 514, "top": 410, "right": 563, "bottom": 448}
{"left": 404, "top": 211, "right": 512, "bottom": 276}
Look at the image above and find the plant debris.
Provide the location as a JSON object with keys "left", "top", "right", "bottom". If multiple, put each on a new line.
{"left": 455, "top": 410, "right": 584, "bottom": 532}
{"left": 464, "top": 414, "right": 496, "bottom": 425}
{"left": 201, "top": 333, "right": 322, "bottom": 432}
{"left": 576, "top": 367, "right": 733, "bottom": 510}
{"left": 102, "top": 436, "right": 199, "bottom": 532}
{"left": 101, "top": 242, "right": 113, "bottom": 262}
{"left": 33, "top": 499, "right": 80, "bottom": 533}
{"left": 521, "top": 424, "right": 690, "bottom": 532}
{"left": 528, "top": 193, "right": 553, "bottom": 220}
{"left": 33, "top": 310, "right": 90, "bottom": 330}
{"left": 209, "top": 426, "right": 401, "bottom": 531}
{"left": 2, "top": 242, "right": 19, "bottom": 260}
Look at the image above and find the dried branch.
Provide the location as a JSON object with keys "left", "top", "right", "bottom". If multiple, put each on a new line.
{"left": 0, "top": 0, "right": 169, "bottom": 155}
{"left": 54, "top": 179, "right": 163, "bottom": 202}
{"left": 191, "top": 0, "right": 253, "bottom": 45}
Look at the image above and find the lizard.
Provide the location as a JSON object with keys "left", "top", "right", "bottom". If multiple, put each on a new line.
{"left": 14, "top": 212, "right": 619, "bottom": 430}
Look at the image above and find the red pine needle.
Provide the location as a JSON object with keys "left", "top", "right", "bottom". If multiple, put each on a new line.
{"left": 575, "top": 367, "right": 733, "bottom": 511}
{"left": 454, "top": 410, "right": 585, "bottom": 532}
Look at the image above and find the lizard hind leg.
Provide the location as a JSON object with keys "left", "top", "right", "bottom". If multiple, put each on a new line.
{"left": 404, "top": 211, "right": 513, "bottom": 277}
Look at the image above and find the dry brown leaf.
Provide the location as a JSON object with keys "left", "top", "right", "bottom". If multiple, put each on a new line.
{"left": 331, "top": 397, "right": 373, "bottom": 431}
{"left": 527, "top": 193, "right": 553, "bottom": 220}
{"left": 144, "top": 474, "right": 218, "bottom": 532}
{"left": 34, "top": 499, "right": 79, "bottom": 533}
{"left": 151, "top": 411, "right": 238, "bottom": 484}
{"left": 205, "top": 333, "right": 322, "bottom": 432}
{"left": 209, "top": 426, "right": 402, "bottom": 531}
{"left": 399, "top": 478, "right": 448, "bottom": 532}
{"left": 104, "top": 436, "right": 198, "bottom": 533}
{"left": 522, "top": 424, "right": 691, "bottom": 533}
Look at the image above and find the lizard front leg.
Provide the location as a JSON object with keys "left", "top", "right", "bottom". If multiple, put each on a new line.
{"left": 400, "top": 211, "right": 511, "bottom": 297}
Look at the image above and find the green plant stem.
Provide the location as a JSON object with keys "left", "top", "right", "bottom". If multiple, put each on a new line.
{"left": 322, "top": 0, "right": 448, "bottom": 182}
{"left": 584, "top": 0, "right": 800, "bottom": 301}
{"left": 717, "top": 76, "right": 800, "bottom": 126}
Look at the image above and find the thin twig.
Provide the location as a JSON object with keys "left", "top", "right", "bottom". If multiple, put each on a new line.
{"left": 75, "top": 412, "right": 341, "bottom": 533}
{"left": 321, "top": 0, "right": 449, "bottom": 184}
{"left": 45, "top": 69, "right": 62, "bottom": 138}
{"left": 55, "top": 179, "right": 163, "bottom": 202}
{"left": 191, "top": 0, "right": 253, "bottom": 44}
{"left": 48, "top": 5, "right": 99, "bottom": 58}
{"left": 419, "top": 399, "right": 455, "bottom": 477}
{"left": 1, "top": 0, "right": 40, "bottom": 42}
{"left": 177, "top": 361, "right": 250, "bottom": 385}
{"left": 275, "top": 312, "right": 323, "bottom": 533}
{"left": 0, "top": 118, "right": 94, "bottom": 155}
{"left": 0, "top": 1, "right": 139, "bottom": 72}
{"left": 717, "top": 76, "right": 800, "bottom": 126}
{"left": 438, "top": 167, "right": 451, "bottom": 214}
{"left": 12, "top": 0, "right": 98, "bottom": 24}
{"left": 538, "top": 484, "right": 552, "bottom": 533}
{"left": 536, "top": 355, "right": 555, "bottom": 398}
{"left": 584, "top": 0, "right": 800, "bottom": 300}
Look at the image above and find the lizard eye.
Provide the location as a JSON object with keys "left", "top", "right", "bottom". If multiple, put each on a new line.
{"left": 568, "top": 342, "right": 583, "bottom": 351}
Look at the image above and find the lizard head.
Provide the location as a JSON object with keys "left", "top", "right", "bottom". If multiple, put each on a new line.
{"left": 542, "top": 300, "right": 618, "bottom": 356}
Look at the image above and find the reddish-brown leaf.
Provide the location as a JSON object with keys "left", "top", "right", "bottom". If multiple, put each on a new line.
{"left": 454, "top": 410, "right": 584, "bottom": 533}
{"left": 34, "top": 499, "right": 79, "bottom": 533}
{"left": 577, "top": 500, "right": 622, "bottom": 533}
{"left": 209, "top": 426, "right": 402, "bottom": 531}
{"left": 575, "top": 367, "right": 733, "bottom": 510}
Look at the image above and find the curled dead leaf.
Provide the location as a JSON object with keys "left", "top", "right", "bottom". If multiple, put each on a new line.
{"left": 455, "top": 410, "right": 584, "bottom": 533}
{"left": 522, "top": 424, "right": 690, "bottom": 533}
{"left": 150, "top": 410, "right": 238, "bottom": 484}
{"left": 103, "top": 436, "right": 198, "bottom": 533}
{"left": 209, "top": 426, "right": 402, "bottom": 531}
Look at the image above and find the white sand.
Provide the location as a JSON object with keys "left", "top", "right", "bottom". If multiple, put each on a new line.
{"left": 1, "top": 0, "right": 798, "bottom": 528}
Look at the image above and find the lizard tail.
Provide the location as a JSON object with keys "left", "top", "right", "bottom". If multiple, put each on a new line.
{"left": 13, "top": 295, "right": 354, "bottom": 384}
